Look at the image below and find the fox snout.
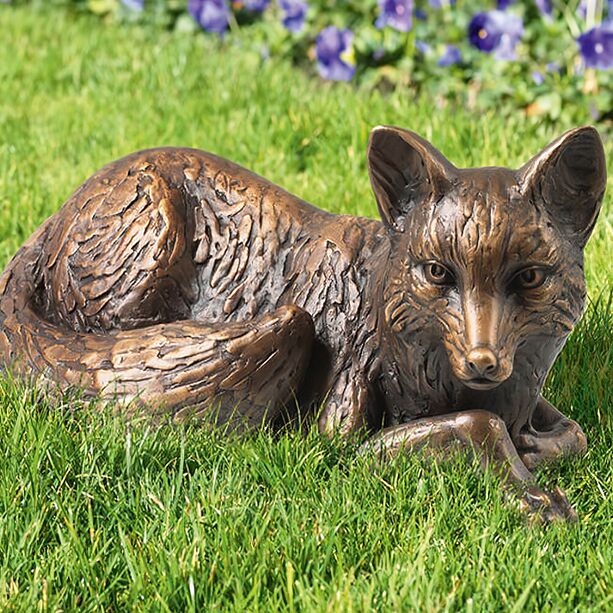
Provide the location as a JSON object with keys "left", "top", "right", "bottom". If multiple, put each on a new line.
{"left": 460, "top": 346, "right": 511, "bottom": 390}
{"left": 450, "top": 344, "right": 513, "bottom": 390}
{"left": 466, "top": 346, "right": 498, "bottom": 377}
{"left": 447, "top": 292, "right": 514, "bottom": 390}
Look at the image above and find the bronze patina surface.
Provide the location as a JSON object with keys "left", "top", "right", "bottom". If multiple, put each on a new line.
{"left": 0, "top": 126, "right": 606, "bottom": 521}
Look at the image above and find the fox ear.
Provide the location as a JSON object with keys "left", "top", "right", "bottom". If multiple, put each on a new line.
{"left": 367, "top": 126, "right": 456, "bottom": 231}
{"left": 519, "top": 126, "right": 607, "bottom": 247}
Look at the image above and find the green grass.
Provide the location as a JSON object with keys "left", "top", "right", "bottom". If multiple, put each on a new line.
{"left": 0, "top": 6, "right": 612, "bottom": 611}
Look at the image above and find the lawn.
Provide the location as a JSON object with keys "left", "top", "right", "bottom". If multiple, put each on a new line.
{"left": 0, "top": 6, "right": 611, "bottom": 611}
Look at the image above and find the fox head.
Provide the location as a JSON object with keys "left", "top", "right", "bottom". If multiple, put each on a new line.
{"left": 368, "top": 126, "right": 606, "bottom": 401}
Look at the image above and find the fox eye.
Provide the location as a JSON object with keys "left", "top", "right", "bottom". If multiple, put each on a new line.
{"left": 424, "top": 262, "right": 455, "bottom": 286}
{"left": 512, "top": 267, "right": 547, "bottom": 291}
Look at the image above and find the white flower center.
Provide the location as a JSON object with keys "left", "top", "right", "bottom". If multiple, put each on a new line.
{"left": 595, "top": 43, "right": 604, "bottom": 54}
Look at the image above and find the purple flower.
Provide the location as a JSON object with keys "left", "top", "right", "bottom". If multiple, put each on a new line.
{"left": 497, "top": 0, "right": 514, "bottom": 8}
{"left": 280, "top": 0, "right": 308, "bottom": 33}
{"left": 415, "top": 40, "right": 430, "bottom": 54}
{"left": 535, "top": 0, "right": 552, "bottom": 17}
{"left": 577, "top": 23, "right": 613, "bottom": 69}
{"left": 121, "top": 0, "right": 143, "bottom": 9}
{"left": 532, "top": 70, "right": 544, "bottom": 84}
{"left": 376, "top": 0, "right": 413, "bottom": 33}
{"left": 188, "top": 0, "right": 230, "bottom": 34}
{"left": 469, "top": 12, "right": 500, "bottom": 53}
{"left": 415, "top": 8, "right": 427, "bottom": 20}
{"left": 438, "top": 44, "right": 462, "bottom": 66}
{"left": 468, "top": 11, "right": 524, "bottom": 60}
{"left": 316, "top": 26, "right": 356, "bottom": 81}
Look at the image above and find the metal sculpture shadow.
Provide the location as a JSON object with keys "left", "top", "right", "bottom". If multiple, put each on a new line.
{"left": 0, "top": 126, "right": 606, "bottom": 522}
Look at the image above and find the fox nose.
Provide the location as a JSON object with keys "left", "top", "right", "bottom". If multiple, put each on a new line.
{"left": 466, "top": 347, "right": 499, "bottom": 378}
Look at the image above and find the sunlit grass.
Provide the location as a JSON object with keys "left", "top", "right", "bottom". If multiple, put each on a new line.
{"left": 0, "top": 6, "right": 611, "bottom": 610}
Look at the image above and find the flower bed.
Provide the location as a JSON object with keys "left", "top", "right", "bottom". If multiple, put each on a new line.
{"left": 11, "top": 0, "right": 613, "bottom": 121}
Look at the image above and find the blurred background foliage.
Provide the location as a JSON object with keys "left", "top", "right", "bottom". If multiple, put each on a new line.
{"left": 7, "top": 0, "right": 613, "bottom": 125}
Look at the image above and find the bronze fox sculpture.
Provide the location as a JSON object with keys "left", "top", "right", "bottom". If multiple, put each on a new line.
{"left": 0, "top": 126, "right": 606, "bottom": 521}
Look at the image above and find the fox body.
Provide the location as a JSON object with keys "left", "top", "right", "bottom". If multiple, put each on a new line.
{"left": 0, "top": 126, "right": 606, "bottom": 521}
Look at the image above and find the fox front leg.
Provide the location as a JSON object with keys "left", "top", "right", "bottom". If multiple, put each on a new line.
{"left": 515, "top": 397, "right": 588, "bottom": 470}
{"left": 361, "top": 410, "right": 577, "bottom": 523}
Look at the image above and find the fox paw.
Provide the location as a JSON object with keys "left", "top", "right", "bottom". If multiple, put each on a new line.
{"left": 519, "top": 485, "right": 578, "bottom": 524}
{"left": 516, "top": 419, "right": 587, "bottom": 470}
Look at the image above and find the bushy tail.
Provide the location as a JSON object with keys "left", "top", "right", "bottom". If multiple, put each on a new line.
{"left": 0, "top": 220, "right": 314, "bottom": 428}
